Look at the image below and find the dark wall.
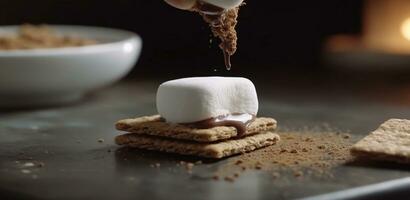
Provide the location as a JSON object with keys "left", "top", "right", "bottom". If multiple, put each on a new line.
{"left": 0, "top": 1, "right": 362, "bottom": 77}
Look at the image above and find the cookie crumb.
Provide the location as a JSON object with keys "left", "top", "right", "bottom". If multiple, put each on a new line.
{"left": 180, "top": 162, "right": 195, "bottom": 173}
{"left": 224, "top": 176, "right": 235, "bottom": 182}
{"left": 235, "top": 160, "right": 243, "bottom": 165}
{"left": 37, "top": 162, "right": 45, "bottom": 168}
{"left": 294, "top": 171, "right": 304, "bottom": 177}
{"left": 272, "top": 172, "right": 280, "bottom": 179}
{"left": 255, "top": 164, "right": 262, "bottom": 170}
{"left": 186, "top": 163, "right": 194, "bottom": 170}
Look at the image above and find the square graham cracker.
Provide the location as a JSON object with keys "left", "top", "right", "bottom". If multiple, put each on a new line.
{"left": 115, "top": 115, "right": 277, "bottom": 142}
{"left": 115, "top": 131, "right": 280, "bottom": 158}
{"left": 351, "top": 119, "right": 410, "bottom": 163}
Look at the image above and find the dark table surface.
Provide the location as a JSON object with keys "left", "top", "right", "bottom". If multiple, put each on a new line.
{"left": 1, "top": 80, "right": 410, "bottom": 200}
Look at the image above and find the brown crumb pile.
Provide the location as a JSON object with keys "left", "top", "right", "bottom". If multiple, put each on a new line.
{"left": 213, "top": 131, "right": 355, "bottom": 182}
{"left": 0, "top": 24, "right": 97, "bottom": 50}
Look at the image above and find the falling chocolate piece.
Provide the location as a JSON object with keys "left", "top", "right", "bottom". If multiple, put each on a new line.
{"left": 193, "top": 1, "right": 240, "bottom": 70}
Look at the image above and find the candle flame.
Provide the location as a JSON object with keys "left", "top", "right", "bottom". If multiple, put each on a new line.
{"left": 401, "top": 18, "right": 410, "bottom": 41}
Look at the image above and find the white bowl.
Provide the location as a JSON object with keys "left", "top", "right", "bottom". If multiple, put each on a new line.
{"left": 0, "top": 25, "right": 142, "bottom": 107}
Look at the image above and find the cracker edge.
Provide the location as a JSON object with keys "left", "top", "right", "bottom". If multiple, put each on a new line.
{"left": 115, "top": 131, "right": 280, "bottom": 159}
{"left": 350, "top": 118, "right": 410, "bottom": 164}
{"left": 115, "top": 115, "right": 277, "bottom": 142}
{"left": 350, "top": 148, "right": 410, "bottom": 164}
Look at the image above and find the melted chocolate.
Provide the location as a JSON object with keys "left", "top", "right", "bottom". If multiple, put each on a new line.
{"left": 183, "top": 113, "right": 255, "bottom": 136}
{"left": 223, "top": 47, "right": 232, "bottom": 70}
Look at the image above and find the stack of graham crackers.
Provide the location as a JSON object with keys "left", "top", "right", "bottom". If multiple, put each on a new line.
{"left": 115, "top": 115, "right": 280, "bottom": 158}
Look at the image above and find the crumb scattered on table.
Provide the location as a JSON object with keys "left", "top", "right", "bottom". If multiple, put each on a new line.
{"left": 211, "top": 130, "right": 355, "bottom": 182}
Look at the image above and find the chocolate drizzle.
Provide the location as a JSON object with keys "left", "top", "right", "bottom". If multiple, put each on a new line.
{"left": 223, "top": 46, "right": 231, "bottom": 70}
{"left": 183, "top": 113, "right": 255, "bottom": 136}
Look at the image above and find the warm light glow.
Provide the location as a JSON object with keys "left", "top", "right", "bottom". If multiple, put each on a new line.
{"left": 401, "top": 18, "right": 410, "bottom": 41}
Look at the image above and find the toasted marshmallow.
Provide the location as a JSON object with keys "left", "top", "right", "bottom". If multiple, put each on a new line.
{"left": 156, "top": 77, "right": 258, "bottom": 123}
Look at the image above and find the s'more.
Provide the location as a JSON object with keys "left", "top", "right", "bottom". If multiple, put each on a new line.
{"left": 115, "top": 77, "right": 280, "bottom": 158}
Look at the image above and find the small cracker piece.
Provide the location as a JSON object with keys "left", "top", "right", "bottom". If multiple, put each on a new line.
{"left": 115, "top": 131, "right": 280, "bottom": 159}
{"left": 115, "top": 115, "right": 277, "bottom": 142}
{"left": 351, "top": 119, "right": 410, "bottom": 163}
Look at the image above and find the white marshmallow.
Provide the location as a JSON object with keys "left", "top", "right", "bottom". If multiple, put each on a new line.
{"left": 156, "top": 77, "right": 258, "bottom": 123}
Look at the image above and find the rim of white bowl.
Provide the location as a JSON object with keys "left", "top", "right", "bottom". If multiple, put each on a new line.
{"left": 0, "top": 25, "right": 142, "bottom": 57}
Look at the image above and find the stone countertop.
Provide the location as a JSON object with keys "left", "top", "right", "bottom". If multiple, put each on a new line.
{"left": 1, "top": 80, "right": 410, "bottom": 200}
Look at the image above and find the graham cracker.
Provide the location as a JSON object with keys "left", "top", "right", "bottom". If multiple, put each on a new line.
{"left": 351, "top": 119, "right": 410, "bottom": 163}
{"left": 115, "top": 131, "right": 280, "bottom": 159}
{"left": 115, "top": 115, "right": 277, "bottom": 142}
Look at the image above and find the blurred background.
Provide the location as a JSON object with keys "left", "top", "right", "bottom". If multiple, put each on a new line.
{"left": 0, "top": 1, "right": 362, "bottom": 76}
{"left": 3, "top": 0, "right": 410, "bottom": 92}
